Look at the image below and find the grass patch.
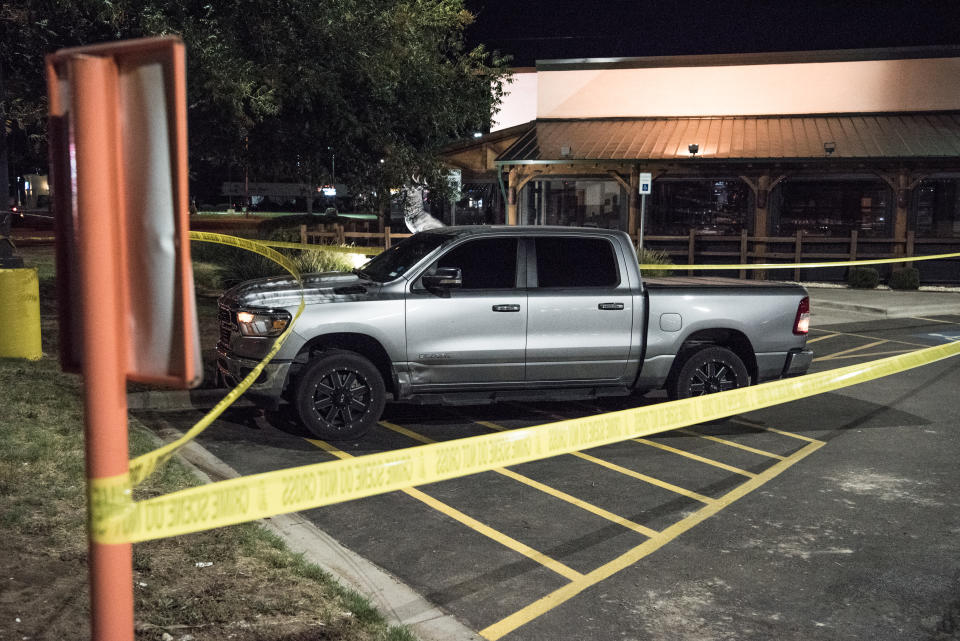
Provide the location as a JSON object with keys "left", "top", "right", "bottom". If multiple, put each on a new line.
{"left": 2, "top": 245, "right": 418, "bottom": 641}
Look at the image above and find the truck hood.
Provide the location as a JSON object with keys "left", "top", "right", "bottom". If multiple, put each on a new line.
{"left": 221, "top": 272, "right": 378, "bottom": 309}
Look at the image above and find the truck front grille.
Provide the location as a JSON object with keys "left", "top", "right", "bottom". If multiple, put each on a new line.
{"left": 218, "top": 304, "right": 235, "bottom": 347}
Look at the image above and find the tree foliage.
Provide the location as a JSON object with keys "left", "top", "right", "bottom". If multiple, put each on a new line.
{"left": 1, "top": 0, "right": 508, "bottom": 207}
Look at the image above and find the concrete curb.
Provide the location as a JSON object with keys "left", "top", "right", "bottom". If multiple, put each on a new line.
{"left": 149, "top": 423, "right": 481, "bottom": 641}
{"left": 127, "top": 388, "right": 253, "bottom": 411}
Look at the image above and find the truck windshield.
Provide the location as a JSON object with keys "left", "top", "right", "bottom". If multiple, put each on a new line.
{"left": 357, "top": 233, "right": 446, "bottom": 282}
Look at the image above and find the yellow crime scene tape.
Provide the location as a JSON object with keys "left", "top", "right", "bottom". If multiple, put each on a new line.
{"left": 1, "top": 234, "right": 56, "bottom": 243}
{"left": 125, "top": 232, "right": 306, "bottom": 487}
{"left": 197, "top": 234, "right": 960, "bottom": 269}
{"left": 638, "top": 250, "right": 960, "bottom": 271}
{"left": 94, "top": 230, "right": 960, "bottom": 543}
{"left": 92, "top": 338, "right": 960, "bottom": 543}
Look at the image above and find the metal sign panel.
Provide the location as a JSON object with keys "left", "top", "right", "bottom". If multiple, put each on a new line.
{"left": 47, "top": 37, "right": 201, "bottom": 387}
{"left": 639, "top": 172, "right": 653, "bottom": 194}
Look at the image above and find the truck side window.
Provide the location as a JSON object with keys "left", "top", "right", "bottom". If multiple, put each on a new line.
{"left": 436, "top": 238, "right": 518, "bottom": 289}
{"left": 535, "top": 237, "right": 620, "bottom": 288}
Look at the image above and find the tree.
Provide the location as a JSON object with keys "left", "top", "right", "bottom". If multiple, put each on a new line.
{"left": 0, "top": 0, "right": 508, "bottom": 211}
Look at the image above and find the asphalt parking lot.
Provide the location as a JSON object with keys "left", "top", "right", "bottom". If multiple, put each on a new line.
{"left": 136, "top": 313, "right": 960, "bottom": 641}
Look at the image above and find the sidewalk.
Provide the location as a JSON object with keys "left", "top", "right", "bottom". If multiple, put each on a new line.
{"left": 805, "top": 284, "right": 960, "bottom": 321}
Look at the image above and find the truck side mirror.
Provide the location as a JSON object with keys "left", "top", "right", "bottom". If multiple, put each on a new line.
{"left": 422, "top": 266, "right": 462, "bottom": 290}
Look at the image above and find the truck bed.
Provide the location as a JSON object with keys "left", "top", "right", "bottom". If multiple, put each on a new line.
{"left": 644, "top": 276, "right": 800, "bottom": 288}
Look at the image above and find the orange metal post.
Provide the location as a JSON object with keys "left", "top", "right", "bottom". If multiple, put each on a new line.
{"left": 72, "top": 54, "right": 134, "bottom": 641}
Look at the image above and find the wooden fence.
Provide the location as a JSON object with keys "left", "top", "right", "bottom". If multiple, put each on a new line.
{"left": 296, "top": 223, "right": 960, "bottom": 282}
{"left": 299, "top": 223, "right": 412, "bottom": 249}
{"left": 639, "top": 229, "right": 960, "bottom": 281}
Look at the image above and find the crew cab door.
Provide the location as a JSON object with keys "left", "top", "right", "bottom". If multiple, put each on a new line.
{"left": 405, "top": 237, "right": 526, "bottom": 385}
{"left": 525, "top": 236, "right": 634, "bottom": 381}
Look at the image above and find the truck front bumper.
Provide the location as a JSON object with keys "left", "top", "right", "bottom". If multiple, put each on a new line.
{"left": 216, "top": 347, "right": 292, "bottom": 404}
{"left": 782, "top": 348, "right": 814, "bottom": 377}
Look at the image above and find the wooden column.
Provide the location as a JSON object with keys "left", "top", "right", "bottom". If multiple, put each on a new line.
{"left": 739, "top": 229, "right": 748, "bottom": 280}
{"left": 793, "top": 230, "right": 803, "bottom": 282}
{"left": 506, "top": 167, "right": 518, "bottom": 225}
{"left": 894, "top": 170, "right": 909, "bottom": 257}
{"left": 606, "top": 168, "right": 638, "bottom": 238}
{"left": 740, "top": 172, "right": 786, "bottom": 281}
{"left": 877, "top": 169, "right": 924, "bottom": 263}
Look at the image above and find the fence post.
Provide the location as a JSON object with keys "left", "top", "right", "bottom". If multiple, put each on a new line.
{"left": 687, "top": 229, "right": 696, "bottom": 276}
{"left": 336, "top": 224, "right": 345, "bottom": 245}
{"left": 384, "top": 226, "right": 391, "bottom": 249}
{"left": 739, "top": 229, "right": 748, "bottom": 280}
{"left": 300, "top": 224, "right": 307, "bottom": 245}
{"left": 849, "top": 230, "right": 858, "bottom": 262}
{"left": 794, "top": 230, "right": 803, "bottom": 282}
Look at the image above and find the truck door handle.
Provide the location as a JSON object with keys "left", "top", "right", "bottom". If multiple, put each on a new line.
{"left": 492, "top": 304, "right": 521, "bottom": 312}
{"left": 598, "top": 302, "right": 624, "bottom": 310}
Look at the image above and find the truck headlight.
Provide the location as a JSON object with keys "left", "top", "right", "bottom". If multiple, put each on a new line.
{"left": 236, "top": 309, "right": 292, "bottom": 337}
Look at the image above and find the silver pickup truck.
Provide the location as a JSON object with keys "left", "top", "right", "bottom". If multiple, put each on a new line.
{"left": 217, "top": 226, "right": 812, "bottom": 439}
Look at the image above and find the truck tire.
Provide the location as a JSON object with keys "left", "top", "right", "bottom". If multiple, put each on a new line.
{"left": 668, "top": 346, "right": 750, "bottom": 400}
{"left": 294, "top": 350, "right": 386, "bottom": 440}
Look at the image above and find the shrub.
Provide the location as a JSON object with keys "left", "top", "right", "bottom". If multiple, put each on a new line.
{"left": 889, "top": 267, "right": 920, "bottom": 290}
{"left": 637, "top": 246, "right": 675, "bottom": 277}
{"left": 847, "top": 266, "right": 880, "bottom": 289}
{"left": 293, "top": 248, "right": 356, "bottom": 274}
{"left": 191, "top": 240, "right": 357, "bottom": 289}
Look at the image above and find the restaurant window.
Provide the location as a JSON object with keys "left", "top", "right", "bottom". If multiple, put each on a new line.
{"left": 912, "top": 179, "right": 960, "bottom": 237}
{"left": 775, "top": 179, "right": 892, "bottom": 237}
{"left": 449, "top": 182, "right": 505, "bottom": 225}
{"left": 647, "top": 180, "right": 749, "bottom": 236}
{"left": 520, "top": 179, "right": 626, "bottom": 230}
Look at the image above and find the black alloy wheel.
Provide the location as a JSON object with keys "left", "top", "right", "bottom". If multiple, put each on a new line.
{"left": 668, "top": 346, "right": 750, "bottom": 400}
{"left": 294, "top": 350, "right": 386, "bottom": 440}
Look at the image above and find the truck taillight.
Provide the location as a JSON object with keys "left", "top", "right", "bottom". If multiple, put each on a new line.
{"left": 793, "top": 296, "right": 810, "bottom": 335}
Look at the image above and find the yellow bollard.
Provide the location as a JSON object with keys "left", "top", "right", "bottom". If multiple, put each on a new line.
{"left": 0, "top": 268, "right": 43, "bottom": 360}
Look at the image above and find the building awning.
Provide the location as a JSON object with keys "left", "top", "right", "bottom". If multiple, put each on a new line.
{"left": 496, "top": 113, "right": 960, "bottom": 163}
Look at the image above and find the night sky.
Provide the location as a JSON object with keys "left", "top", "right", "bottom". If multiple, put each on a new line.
{"left": 465, "top": 0, "right": 960, "bottom": 66}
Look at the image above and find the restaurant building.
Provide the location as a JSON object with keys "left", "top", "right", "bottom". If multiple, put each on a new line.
{"left": 441, "top": 47, "right": 960, "bottom": 282}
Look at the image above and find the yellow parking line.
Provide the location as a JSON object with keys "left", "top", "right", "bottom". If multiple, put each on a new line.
{"left": 758, "top": 424, "right": 824, "bottom": 444}
{"left": 676, "top": 428, "right": 786, "bottom": 460}
{"left": 480, "top": 438, "right": 825, "bottom": 640}
{"left": 403, "top": 487, "right": 584, "bottom": 581}
{"left": 818, "top": 348, "right": 918, "bottom": 361}
{"left": 472, "top": 419, "right": 715, "bottom": 505}
{"left": 813, "top": 339, "right": 887, "bottom": 361}
{"left": 380, "top": 421, "right": 659, "bottom": 538}
{"left": 806, "top": 333, "right": 838, "bottom": 343}
{"left": 307, "top": 437, "right": 583, "bottom": 582}
{"left": 726, "top": 418, "right": 826, "bottom": 444}
{"left": 494, "top": 468, "right": 659, "bottom": 538}
{"left": 633, "top": 438, "right": 757, "bottom": 477}
{"left": 814, "top": 329, "right": 929, "bottom": 348}
{"left": 911, "top": 316, "right": 960, "bottom": 324}
{"left": 569, "top": 451, "right": 716, "bottom": 505}
{"left": 379, "top": 420, "right": 441, "bottom": 444}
